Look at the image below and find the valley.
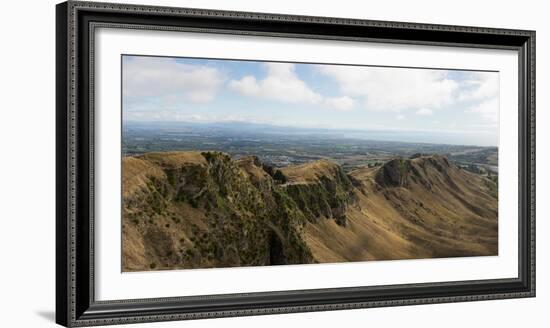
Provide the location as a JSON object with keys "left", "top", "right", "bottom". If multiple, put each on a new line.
{"left": 123, "top": 121, "right": 498, "bottom": 176}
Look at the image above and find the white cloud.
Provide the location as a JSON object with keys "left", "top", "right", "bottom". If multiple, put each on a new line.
{"left": 229, "top": 63, "right": 354, "bottom": 111}
{"left": 415, "top": 108, "right": 433, "bottom": 116}
{"left": 123, "top": 57, "right": 225, "bottom": 104}
{"left": 396, "top": 114, "right": 406, "bottom": 120}
{"left": 229, "top": 63, "right": 323, "bottom": 104}
{"left": 459, "top": 72, "right": 499, "bottom": 123}
{"left": 323, "top": 96, "right": 355, "bottom": 111}
{"left": 123, "top": 110, "right": 278, "bottom": 125}
{"left": 318, "top": 65, "right": 459, "bottom": 112}
{"left": 468, "top": 97, "right": 499, "bottom": 122}
{"left": 458, "top": 72, "right": 499, "bottom": 102}
{"left": 318, "top": 65, "right": 501, "bottom": 125}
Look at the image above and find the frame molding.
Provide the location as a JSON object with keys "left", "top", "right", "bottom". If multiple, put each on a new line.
{"left": 56, "top": 1, "right": 535, "bottom": 326}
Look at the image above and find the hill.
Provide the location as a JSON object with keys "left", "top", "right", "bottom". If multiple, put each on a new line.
{"left": 122, "top": 151, "right": 498, "bottom": 271}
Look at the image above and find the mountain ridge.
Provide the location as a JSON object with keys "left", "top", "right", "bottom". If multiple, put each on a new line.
{"left": 122, "top": 151, "right": 498, "bottom": 271}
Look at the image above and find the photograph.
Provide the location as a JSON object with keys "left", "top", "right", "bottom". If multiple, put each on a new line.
{"left": 121, "top": 55, "right": 500, "bottom": 272}
{"left": 52, "top": 1, "right": 536, "bottom": 326}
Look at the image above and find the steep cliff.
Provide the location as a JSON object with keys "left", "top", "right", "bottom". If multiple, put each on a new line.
{"left": 123, "top": 151, "right": 312, "bottom": 271}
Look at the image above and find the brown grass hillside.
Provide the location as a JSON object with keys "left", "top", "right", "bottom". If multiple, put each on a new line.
{"left": 122, "top": 151, "right": 497, "bottom": 271}
{"left": 304, "top": 155, "right": 497, "bottom": 262}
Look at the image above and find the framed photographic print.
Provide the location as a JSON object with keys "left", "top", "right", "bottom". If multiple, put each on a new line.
{"left": 56, "top": 1, "right": 535, "bottom": 326}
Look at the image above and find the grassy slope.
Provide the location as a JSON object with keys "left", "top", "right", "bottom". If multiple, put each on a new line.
{"left": 304, "top": 156, "right": 497, "bottom": 262}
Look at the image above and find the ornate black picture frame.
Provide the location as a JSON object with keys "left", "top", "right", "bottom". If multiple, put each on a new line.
{"left": 56, "top": 1, "right": 535, "bottom": 326}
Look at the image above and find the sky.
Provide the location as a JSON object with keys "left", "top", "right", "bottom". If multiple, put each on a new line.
{"left": 122, "top": 55, "right": 500, "bottom": 146}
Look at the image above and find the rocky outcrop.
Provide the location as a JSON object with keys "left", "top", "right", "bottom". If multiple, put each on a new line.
{"left": 282, "top": 162, "right": 356, "bottom": 226}
{"left": 375, "top": 155, "right": 453, "bottom": 189}
{"left": 375, "top": 158, "right": 413, "bottom": 188}
{"left": 123, "top": 151, "right": 314, "bottom": 271}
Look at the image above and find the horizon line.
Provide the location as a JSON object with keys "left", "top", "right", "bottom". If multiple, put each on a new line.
{"left": 123, "top": 119, "right": 498, "bottom": 148}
